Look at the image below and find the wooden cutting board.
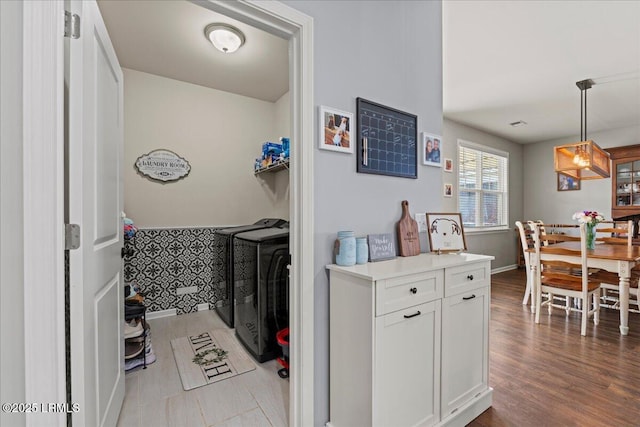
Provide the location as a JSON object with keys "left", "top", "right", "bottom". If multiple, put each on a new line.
{"left": 397, "top": 200, "right": 420, "bottom": 256}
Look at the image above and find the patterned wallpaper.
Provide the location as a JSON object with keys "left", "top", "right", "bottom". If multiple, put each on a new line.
{"left": 124, "top": 227, "right": 224, "bottom": 315}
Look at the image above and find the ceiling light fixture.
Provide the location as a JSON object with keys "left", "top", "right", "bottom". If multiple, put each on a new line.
{"left": 204, "top": 23, "right": 245, "bottom": 54}
{"left": 554, "top": 79, "right": 611, "bottom": 180}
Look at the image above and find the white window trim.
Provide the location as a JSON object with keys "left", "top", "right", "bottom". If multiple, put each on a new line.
{"left": 457, "top": 139, "right": 510, "bottom": 233}
{"left": 465, "top": 226, "right": 510, "bottom": 234}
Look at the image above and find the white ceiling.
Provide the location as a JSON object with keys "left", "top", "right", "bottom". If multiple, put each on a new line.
{"left": 97, "top": 0, "right": 289, "bottom": 103}
{"left": 98, "top": 1, "right": 639, "bottom": 144}
{"left": 444, "top": 0, "right": 640, "bottom": 144}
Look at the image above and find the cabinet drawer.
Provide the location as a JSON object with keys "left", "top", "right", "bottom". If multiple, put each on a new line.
{"left": 445, "top": 262, "right": 490, "bottom": 297}
{"left": 376, "top": 270, "right": 443, "bottom": 316}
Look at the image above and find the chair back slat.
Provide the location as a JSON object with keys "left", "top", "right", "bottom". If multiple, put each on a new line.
{"left": 527, "top": 220, "right": 549, "bottom": 246}
{"left": 595, "top": 220, "right": 633, "bottom": 246}
{"left": 540, "top": 234, "right": 580, "bottom": 244}
{"left": 532, "top": 222, "right": 589, "bottom": 290}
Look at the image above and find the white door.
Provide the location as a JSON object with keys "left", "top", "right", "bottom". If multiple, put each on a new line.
{"left": 68, "top": 0, "right": 125, "bottom": 426}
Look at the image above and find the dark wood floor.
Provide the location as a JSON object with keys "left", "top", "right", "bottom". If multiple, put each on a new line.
{"left": 469, "top": 268, "right": 640, "bottom": 427}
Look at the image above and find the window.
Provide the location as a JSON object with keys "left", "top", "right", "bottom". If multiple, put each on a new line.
{"left": 458, "top": 140, "right": 509, "bottom": 231}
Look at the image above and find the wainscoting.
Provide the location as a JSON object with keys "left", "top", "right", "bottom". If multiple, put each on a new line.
{"left": 124, "top": 227, "right": 223, "bottom": 315}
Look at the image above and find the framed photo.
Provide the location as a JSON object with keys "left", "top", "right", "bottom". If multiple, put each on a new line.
{"left": 426, "top": 212, "right": 467, "bottom": 253}
{"left": 319, "top": 105, "right": 354, "bottom": 154}
{"left": 557, "top": 172, "right": 580, "bottom": 191}
{"left": 444, "top": 183, "right": 453, "bottom": 197}
{"left": 422, "top": 132, "right": 442, "bottom": 167}
{"left": 444, "top": 158, "right": 453, "bottom": 172}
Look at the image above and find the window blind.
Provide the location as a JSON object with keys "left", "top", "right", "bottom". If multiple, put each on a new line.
{"left": 458, "top": 141, "right": 509, "bottom": 230}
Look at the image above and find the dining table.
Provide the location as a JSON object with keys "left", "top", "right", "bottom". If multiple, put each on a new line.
{"left": 530, "top": 241, "right": 640, "bottom": 335}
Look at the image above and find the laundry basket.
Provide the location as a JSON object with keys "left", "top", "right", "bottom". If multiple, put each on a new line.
{"left": 276, "top": 327, "right": 289, "bottom": 379}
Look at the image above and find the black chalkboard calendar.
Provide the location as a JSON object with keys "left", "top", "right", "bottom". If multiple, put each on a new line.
{"left": 356, "top": 97, "right": 418, "bottom": 179}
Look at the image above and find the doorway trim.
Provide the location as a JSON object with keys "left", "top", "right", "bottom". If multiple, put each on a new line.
{"left": 21, "top": 0, "right": 314, "bottom": 425}
{"left": 22, "top": 0, "right": 67, "bottom": 425}
{"left": 190, "top": 2, "right": 316, "bottom": 425}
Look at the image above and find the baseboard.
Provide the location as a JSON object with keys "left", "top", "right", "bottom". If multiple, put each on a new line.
{"left": 327, "top": 389, "right": 492, "bottom": 427}
{"left": 491, "top": 264, "right": 517, "bottom": 274}
{"left": 146, "top": 308, "right": 177, "bottom": 320}
{"left": 437, "top": 387, "right": 493, "bottom": 427}
{"left": 146, "top": 304, "right": 209, "bottom": 319}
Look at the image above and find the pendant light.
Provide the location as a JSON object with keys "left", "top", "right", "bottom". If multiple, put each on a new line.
{"left": 554, "top": 79, "right": 611, "bottom": 180}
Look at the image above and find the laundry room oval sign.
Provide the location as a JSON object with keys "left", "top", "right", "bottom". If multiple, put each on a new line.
{"left": 135, "top": 149, "right": 191, "bottom": 182}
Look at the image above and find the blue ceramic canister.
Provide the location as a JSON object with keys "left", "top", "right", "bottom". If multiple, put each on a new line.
{"left": 356, "top": 237, "right": 368, "bottom": 264}
{"left": 335, "top": 231, "right": 356, "bottom": 266}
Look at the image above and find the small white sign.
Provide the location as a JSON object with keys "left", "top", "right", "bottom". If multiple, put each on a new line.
{"left": 135, "top": 149, "right": 191, "bottom": 182}
{"left": 367, "top": 233, "right": 396, "bottom": 262}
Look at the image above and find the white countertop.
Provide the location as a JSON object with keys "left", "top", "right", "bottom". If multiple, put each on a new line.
{"left": 327, "top": 252, "right": 494, "bottom": 281}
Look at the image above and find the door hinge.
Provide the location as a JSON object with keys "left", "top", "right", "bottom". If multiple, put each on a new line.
{"left": 65, "top": 224, "right": 81, "bottom": 250}
{"left": 64, "top": 11, "right": 80, "bottom": 39}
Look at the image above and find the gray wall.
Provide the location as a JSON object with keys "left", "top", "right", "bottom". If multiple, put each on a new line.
{"left": 443, "top": 119, "right": 524, "bottom": 270}
{"left": 0, "top": 1, "right": 26, "bottom": 426}
{"left": 282, "top": 1, "right": 443, "bottom": 424}
{"left": 524, "top": 125, "right": 640, "bottom": 224}
{"left": 122, "top": 68, "right": 290, "bottom": 227}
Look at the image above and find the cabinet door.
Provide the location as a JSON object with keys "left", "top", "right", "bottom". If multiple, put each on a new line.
{"left": 441, "top": 286, "right": 489, "bottom": 418}
{"left": 374, "top": 300, "right": 441, "bottom": 427}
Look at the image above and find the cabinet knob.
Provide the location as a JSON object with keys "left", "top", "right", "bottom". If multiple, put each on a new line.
{"left": 467, "top": 274, "right": 474, "bottom": 281}
{"left": 409, "top": 287, "right": 417, "bottom": 294}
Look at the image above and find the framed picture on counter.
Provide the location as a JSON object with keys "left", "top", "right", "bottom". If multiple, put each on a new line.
{"left": 426, "top": 212, "right": 467, "bottom": 253}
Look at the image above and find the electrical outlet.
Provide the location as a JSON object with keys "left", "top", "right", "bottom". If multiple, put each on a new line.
{"left": 415, "top": 213, "right": 427, "bottom": 232}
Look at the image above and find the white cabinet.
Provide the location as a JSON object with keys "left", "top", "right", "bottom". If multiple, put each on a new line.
{"left": 327, "top": 253, "right": 493, "bottom": 427}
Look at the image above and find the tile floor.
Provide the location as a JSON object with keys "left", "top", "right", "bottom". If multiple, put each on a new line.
{"left": 117, "top": 310, "right": 289, "bottom": 427}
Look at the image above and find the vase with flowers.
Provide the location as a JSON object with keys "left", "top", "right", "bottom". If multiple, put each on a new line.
{"left": 572, "top": 210, "right": 605, "bottom": 250}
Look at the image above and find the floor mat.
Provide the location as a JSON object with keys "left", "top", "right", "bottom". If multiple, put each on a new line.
{"left": 170, "top": 329, "right": 255, "bottom": 391}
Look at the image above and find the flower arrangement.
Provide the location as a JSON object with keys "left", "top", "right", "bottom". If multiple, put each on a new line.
{"left": 572, "top": 210, "right": 604, "bottom": 249}
{"left": 572, "top": 210, "right": 605, "bottom": 225}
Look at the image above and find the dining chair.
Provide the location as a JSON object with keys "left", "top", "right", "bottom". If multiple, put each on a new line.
{"left": 532, "top": 222, "right": 600, "bottom": 336}
{"left": 515, "top": 221, "right": 535, "bottom": 309}
{"left": 531, "top": 222, "right": 583, "bottom": 311}
{"left": 590, "top": 220, "right": 640, "bottom": 313}
{"left": 517, "top": 220, "right": 556, "bottom": 312}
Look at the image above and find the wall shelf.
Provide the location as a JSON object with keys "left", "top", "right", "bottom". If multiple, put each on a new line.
{"left": 254, "top": 159, "right": 289, "bottom": 175}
